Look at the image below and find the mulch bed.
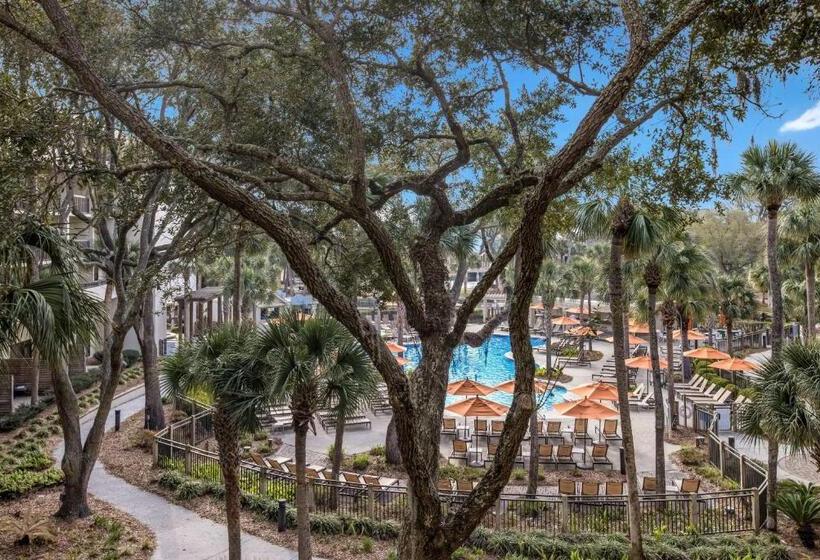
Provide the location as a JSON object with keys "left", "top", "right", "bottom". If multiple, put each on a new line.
{"left": 0, "top": 487, "right": 155, "bottom": 560}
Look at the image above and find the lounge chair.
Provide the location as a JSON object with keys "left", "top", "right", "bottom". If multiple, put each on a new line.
{"left": 305, "top": 467, "right": 325, "bottom": 480}
{"left": 642, "top": 476, "right": 657, "bottom": 493}
{"left": 491, "top": 420, "right": 505, "bottom": 436}
{"left": 627, "top": 384, "right": 646, "bottom": 406}
{"left": 449, "top": 439, "right": 468, "bottom": 464}
{"left": 546, "top": 421, "right": 564, "bottom": 442}
{"left": 605, "top": 481, "right": 624, "bottom": 496}
{"left": 484, "top": 442, "right": 498, "bottom": 466}
{"left": 538, "top": 444, "right": 556, "bottom": 469}
{"left": 474, "top": 419, "right": 489, "bottom": 436}
{"left": 558, "top": 479, "right": 576, "bottom": 495}
{"left": 676, "top": 381, "right": 716, "bottom": 398}
{"left": 342, "top": 471, "right": 363, "bottom": 484}
{"left": 685, "top": 388, "right": 731, "bottom": 406}
{"left": 571, "top": 418, "right": 592, "bottom": 444}
{"left": 676, "top": 374, "right": 704, "bottom": 390}
{"left": 581, "top": 481, "right": 600, "bottom": 496}
{"left": 601, "top": 419, "right": 621, "bottom": 443}
{"left": 437, "top": 479, "right": 454, "bottom": 493}
{"left": 442, "top": 417, "right": 457, "bottom": 436}
{"left": 556, "top": 444, "right": 574, "bottom": 468}
{"left": 363, "top": 474, "right": 398, "bottom": 488}
{"left": 676, "top": 478, "right": 701, "bottom": 494}
{"left": 456, "top": 479, "right": 474, "bottom": 493}
{"left": 591, "top": 444, "right": 612, "bottom": 470}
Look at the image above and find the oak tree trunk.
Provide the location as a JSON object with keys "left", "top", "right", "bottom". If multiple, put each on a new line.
{"left": 213, "top": 406, "right": 242, "bottom": 560}
{"left": 385, "top": 415, "right": 401, "bottom": 465}
{"left": 608, "top": 202, "right": 644, "bottom": 560}
{"left": 141, "top": 287, "right": 165, "bottom": 430}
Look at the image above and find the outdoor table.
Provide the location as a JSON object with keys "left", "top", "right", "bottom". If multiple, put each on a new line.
{"left": 467, "top": 447, "right": 483, "bottom": 468}
{"left": 572, "top": 446, "right": 588, "bottom": 466}
{"left": 306, "top": 464, "right": 326, "bottom": 472}
{"left": 456, "top": 426, "right": 471, "bottom": 441}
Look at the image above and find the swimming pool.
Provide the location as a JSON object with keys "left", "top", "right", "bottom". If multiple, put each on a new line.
{"left": 403, "top": 334, "right": 568, "bottom": 411}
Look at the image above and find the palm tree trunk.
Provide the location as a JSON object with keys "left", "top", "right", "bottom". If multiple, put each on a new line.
{"left": 608, "top": 213, "right": 643, "bottom": 560}
{"left": 805, "top": 260, "right": 816, "bottom": 340}
{"left": 142, "top": 287, "right": 165, "bottom": 430}
{"left": 726, "top": 317, "right": 733, "bottom": 357}
{"left": 767, "top": 437, "right": 779, "bottom": 531}
{"left": 451, "top": 257, "right": 468, "bottom": 304}
{"left": 767, "top": 207, "right": 784, "bottom": 355}
{"left": 294, "top": 417, "right": 313, "bottom": 559}
{"left": 213, "top": 407, "right": 242, "bottom": 560}
{"left": 647, "top": 286, "right": 666, "bottom": 493}
{"left": 233, "top": 239, "right": 243, "bottom": 324}
{"left": 665, "top": 322, "right": 676, "bottom": 429}
{"left": 28, "top": 253, "right": 40, "bottom": 405}
{"left": 588, "top": 291, "right": 593, "bottom": 351}
{"left": 680, "top": 314, "right": 691, "bottom": 382}
{"left": 330, "top": 410, "right": 346, "bottom": 510}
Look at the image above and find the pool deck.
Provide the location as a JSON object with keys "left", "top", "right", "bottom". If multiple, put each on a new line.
{"left": 276, "top": 330, "right": 687, "bottom": 487}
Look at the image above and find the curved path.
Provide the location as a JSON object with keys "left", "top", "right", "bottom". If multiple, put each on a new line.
{"left": 53, "top": 385, "right": 306, "bottom": 560}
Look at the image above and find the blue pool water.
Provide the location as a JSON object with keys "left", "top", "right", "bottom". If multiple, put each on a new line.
{"left": 403, "top": 334, "right": 568, "bottom": 411}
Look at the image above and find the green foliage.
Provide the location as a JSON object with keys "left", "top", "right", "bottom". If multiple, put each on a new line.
{"left": 0, "top": 511, "right": 56, "bottom": 545}
{"left": 0, "top": 468, "right": 63, "bottom": 498}
{"left": 350, "top": 453, "right": 370, "bottom": 471}
{"left": 360, "top": 536, "right": 374, "bottom": 553}
{"left": 774, "top": 482, "right": 820, "bottom": 527}
{"left": 0, "top": 399, "right": 53, "bottom": 432}
{"left": 676, "top": 446, "right": 706, "bottom": 467}
{"left": 451, "top": 547, "right": 485, "bottom": 560}
{"left": 369, "top": 445, "right": 386, "bottom": 457}
{"left": 122, "top": 349, "right": 142, "bottom": 368}
{"left": 439, "top": 464, "right": 486, "bottom": 481}
{"left": 511, "top": 468, "right": 527, "bottom": 481}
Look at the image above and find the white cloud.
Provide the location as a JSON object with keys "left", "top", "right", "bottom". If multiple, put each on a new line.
{"left": 780, "top": 101, "right": 820, "bottom": 132}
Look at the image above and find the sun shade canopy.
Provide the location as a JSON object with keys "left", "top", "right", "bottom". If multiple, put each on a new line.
{"left": 554, "top": 397, "right": 618, "bottom": 419}
{"left": 445, "top": 396, "right": 509, "bottom": 417}
{"left": 624, "top": 355, "right": 669, "bottom": 369}
{"left": 446, "top": 379, "right": 497, "bottom": 396}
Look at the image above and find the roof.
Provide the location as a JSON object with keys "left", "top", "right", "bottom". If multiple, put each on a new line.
{"left": 175, "top": 286, "right": 225, "bottom": 302}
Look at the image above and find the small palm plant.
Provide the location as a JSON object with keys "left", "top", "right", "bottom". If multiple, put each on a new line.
{"left": 163, "top": 322, "right": 270, "bottom": 560}
{"left": 774, "top": 482, "right": 820, "bottom": 548}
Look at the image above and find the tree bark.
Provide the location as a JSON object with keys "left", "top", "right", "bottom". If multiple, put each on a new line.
{"left": 213, "top": 406, "right": 242, "bottom": 560}
{"left": 141, "top": 287, "right": 165, "bottom": 430}
{"left": 330, "top": 409, "right": 346, "bottom": 510}
{"left": 680, "top": 312, "right": 691, "bottom": 382}
{"left": 646, "top": 284, "right": 666, "bottom": 493}
{"left": 767, "top": 437, "right": 779, "bottom": 531}
{"left": 726, "top": 317, "right": 733, "bottom": 357}
{"left": 450, "top": 256, "right": 468, "bottom": 304}
{"left": 233, "top": 239, "right": 242, "bottom": 324}
{"left": 767, "top": 207, "right": 784, "bottom": 355}
{"left": 294, "top": 416, "right": 313, "bottom": 559}
{"left": 28, "top": 253, "right": 40, "bottom": 405}
{"left": 608, "top": 201, "right": 644, "bottom": 560}
{"left": 665, "top": 321, "right": 677, "bottom": 429}
{"left": 805, "top": 260, "right": 815, "bottom": 340}
{"left": 526, "top": 403, "right": 539, "bottom": 496}
{"left": 384, "top": 415, "right": 402, "bottom": 465}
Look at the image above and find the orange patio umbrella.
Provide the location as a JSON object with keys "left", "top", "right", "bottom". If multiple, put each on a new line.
{"left": 605, "top": 334, "right": 648, "bottom": 345}
{"left": 554, "top": 396, "right": 618, "bottom": 419}
{"left": 570, "top": 382, "right": 619, "bottom": 402}
{"left": 624, "top": 355, "right": 669, "bottom": 369}
{"left": 445, "top": 396, "right": 509, "bottom": 417}
{"left": 567, "top": 326, "right": 596, "bottom": 337}
{"left": 530, "top": 302, "right": 544, "bottom": 309}
{"left": 564, "top": 306, "right": 587, "bottom": 315}
{"left": 673, "top": 329, "right": 708, "bottom": 341}
{"left": 710, "top": 357, "right": 758, "bottom": 372}
{"left": 385, "top": 341, "right": 407, "bottom": 353}
{"left": 628, "top": 322, "right": 651, "bottom": 334}
{"left": 394, "top": 356, "right": 409, "bottom": 367}
{"left": 683, "top": 347, "right": 730, "bottom": 360}
{"left": 494, "top": 379, "right": 551, "bottom": 394}
{"left": 446, "top": 378, "right": 497, "bottom": 397}
{"left": 552, "top": 316, "right": 581, "bottom": 326}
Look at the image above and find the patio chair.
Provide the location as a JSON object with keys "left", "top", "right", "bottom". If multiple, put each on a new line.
{"left": 474, "top": 419, "right": 489, "bottom": 436}
{"left": 676, "top": 381, "right": 716, "bottom": 398}
{"left": 267, "top": 459, "right": 288, "bottom": 473}
{"left": 572, "top": 418, "right": 592, "bottom": 444}
{"left": 591, "top": 444, "right": 612, "bottom": 470}
{"left": 249, "top": 452, "right": 270, "bottom": 469}
{"left": 342, "top": 471, "right": 363, "bottom": 484}
{"left": 363, "top": 474, "right": 398, "bottom": 488}
{"left": 677, "top": 478, "right": 701, "bottom": 494}
{"left": 558, "top": 479, "right": 577, "bottom": 495}
{"left": 456, "top": 479, "right": 474, "bottom": 493}
{"left": 538, "top": 444, "right": 556, "bottom": 469}
{"left": 642, "top": 476, "right": 657, "bottom": 493}
{"left": 605, "top": 481, "right": 624, "bottom": 496}
{"left": 546, "top": 421, "right": 564, "bottom": 442}
{"left": 627, "top": 384, "right": 646, "bottom": 406}
{"left": 581, "top": 481, "right": 600, "bottom": 496}
{"left": 442, "top": 417, "right": 457, "bottom": 436}
{"left": 556, "top": 444, "right": 574, "bottom": 468}
{"left": 677, "top": 374, "right": 704, "bottom": 390}
{"left": 601, "top": 419, "right": 621, "bottom": 443}
{"left": 449, "top": 439, "right": 469, "bottom": 464}
{"left": 437, "top": 479, "right": 454, "bottom": 493}
{"left": 491, "top": 420, "right": 505, "bottom": 435}
{"left": 305, "top": 467, "right": 325, "bottom": 480}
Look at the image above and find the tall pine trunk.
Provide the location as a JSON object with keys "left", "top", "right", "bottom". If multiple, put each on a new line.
{"left": 608, "top": 201, "right": 643, "bottom": 560}
{"left": 233, "top": 239, "right": 243, "bottom": 324}
{"left": 213, "top": 407, "right": 242, "bottom": 560}
{"left": 141, "top": 287, "right": 165, "bottom": 430}
{"left": 645, "top": 273, "right": 666, "bottom": 494}
{"left": 805, "top": 260, "right": 816, "bottom": 340}
{"left": 294, "top": 416, "right": 313, "bottom": 559}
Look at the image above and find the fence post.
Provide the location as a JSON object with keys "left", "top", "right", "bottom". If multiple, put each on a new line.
{"left": 367, "top": 486, "right": 376, "bottom": 518}
{"left": 152, "top": 435, "right": 159, "bottom": 465}
{"left": 260, "top": 467, "right": 269, "bottom": 496}
{"left": 184, "top": 444, "right": 192, "bottom": 475}
{"left": 719, "top": 441, "right": 726, "bottom": 476}
{"left": 191, "top": 415, "right": 196, "bottom": 445}
{"left": 560, "top": 496, "right": 569, "bottom": 533}
{"left": 751, "top": 488, "right": 760, "bottom": 533}
{"left": 494, "top": 497, "right": 502, "bottom": 530}
{"left": 739, "top": 455, "right": 746, "bottom": 488}
{"left": 689, "top": 494, "right": 699, "bottom": 529}
{"left": 307, "top": 481, "right": 316, "bottom": 512}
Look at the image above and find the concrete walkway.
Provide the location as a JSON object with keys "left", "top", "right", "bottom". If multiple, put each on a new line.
{"left": 53, "top": 385, "right": 302, "bottom": 560}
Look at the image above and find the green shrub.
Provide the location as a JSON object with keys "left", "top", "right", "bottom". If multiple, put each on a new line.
{"left": 451, "top": 547, "right": 485, "bottom": 560}
{"left": 360, "top": 536, "right": 374, "bottom": 553}
{"left": 14, "top": 451, "right": 51, "bottom": 472}
{"left": 677, "top": 446, "right": 706, "bottom": 466}
{"left": 122, "top": 350, "right": 142, "bottom": 368}
{"left": 175, "top": 480, "right": 208, "bottom": 500}
{"left": 156, "top": 470, "right": 185, "bottom": 489}
{"left": 0, "top": 399, "right": 53, "bottom": 432}
{"left": 70, "top": 369, "right": 101, "bottom": 393}
{"left": 439, "top": 464, "right": 485, "bottom": 481}
{"left": 511, "top": 468, "right": 527, "bottom": 481}
{"left": 0, "top": 468, "right": 63, "bottom": 498}
{"left": 351, "top": 454, "right": 370, "bottom": 470}
{"left": 369, "top": 445, "right": 386, "bottom": 457}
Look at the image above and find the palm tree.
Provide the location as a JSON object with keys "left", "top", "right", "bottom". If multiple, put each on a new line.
{"left": 748, "top": 261, "right": 770, "bottom": 306}
{"left": 259, "top": 311, "right": 375, "bottom": 559}
{"left": 780, "top": 200, "right": 820, "bottom": 340}
{"left": 730, "top": 140, "right": 820, "bottom": 355}
{"left": 737, "top": 341, "right": 820, "bottom": 532}
{"left": 442, "top": 226, "right": 479, "bottom": 304}
{"left": 0, "top": 221, "right": 104, "bottom": 518}
{"left": 163, "top": 323, "right": 268, "bottom": 560}
{"left": 576, "top": 197, "right": 662, "bottom": 560}
{"left": 716, "top": 276, "right": 756, "bottom": 358}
